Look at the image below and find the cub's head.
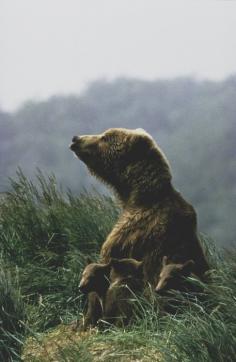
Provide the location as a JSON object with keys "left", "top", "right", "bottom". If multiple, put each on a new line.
{"left": 70, "top": 128, "right": 171, "bottom": 204}
{"left": 79, "top": 260, "right": 110, "bottom": 296}
{"left": 109, "top": 257, "right": 144, "bottom": 282}
{"left": 155, "top": 256, "right": 195, "bottom": 295}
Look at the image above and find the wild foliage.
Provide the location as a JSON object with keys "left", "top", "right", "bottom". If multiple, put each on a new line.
{"left": 0, "top": 172, "right": 235, "bottom": 361}
{"left": 0, "top": 262, "right": 25, "bottom": 361}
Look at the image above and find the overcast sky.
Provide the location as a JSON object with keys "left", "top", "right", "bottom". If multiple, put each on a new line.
{"left": 1, "top": 0, "right": 236, "bottom": 111}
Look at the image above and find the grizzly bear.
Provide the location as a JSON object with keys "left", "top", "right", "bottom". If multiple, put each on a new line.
{"left": 77, "top": 257, "right": 145, "bottom": 329}
{"left": 78, "top": 260, "right": 111, "bottom": 297}
{"left": 155, "top": 256, "right": 203, "bottom": 314}
{"left": 102, "top": 257, "right": 145, "bottom": 327}
{"left": 155, "top": 256, "right": 196, "bottom": 294}
{"left": 70, "top": 127, "right": 209, "bottom": 287}
{"left": 77, "top": 260, "right": 111, "bottom": 331}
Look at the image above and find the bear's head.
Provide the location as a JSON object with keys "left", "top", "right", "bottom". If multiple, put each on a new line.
{"left": 155, "top": 256, "right": 195, "bottom": 295}
{"left": 70, "top": 128, "right": 171, "bottom": 206}
{"left": 79, "top": 260, "right": 111, "bottom": 296}
{"left": 109, "top": 257, "right": 144, "bottom": 283}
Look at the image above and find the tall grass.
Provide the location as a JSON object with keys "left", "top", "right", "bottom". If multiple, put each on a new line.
{"left": 0, "top": 168, "right": 118, "bottom": 264}
{"left": 0, "top": 170, "right": 235, "bottom": 361}
{"left": 0, "top": 170, "right": 118, "bottom": 358}
{"left": 0, "top": 261, "right": 25, "bottom": 361}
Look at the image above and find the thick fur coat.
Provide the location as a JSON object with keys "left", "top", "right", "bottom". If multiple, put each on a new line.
{"left": 70, "top": 128, "right": 209, "bottom": 286}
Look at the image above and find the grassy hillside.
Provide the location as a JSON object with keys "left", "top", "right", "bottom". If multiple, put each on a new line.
{"left": 0, "top": 172, "right": 235, "bottom": 361}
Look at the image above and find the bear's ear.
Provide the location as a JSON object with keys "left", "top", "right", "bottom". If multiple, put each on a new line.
{"left": 181, "top": 260, "right": 195, "bottom": 274}
{"left": 135, "top": 128, "right": 147, "bottom": 134}
{"left": 134, "top": 128, "right": 151, "bottom": 138}
{"left": 162, "top": 256, "right": 168, "bottom": 267}
{"left": 131, "top": 130, "right": 152, "bottom": 155}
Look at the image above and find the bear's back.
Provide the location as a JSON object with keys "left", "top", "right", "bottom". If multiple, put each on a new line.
{"left": 101, "top": 188, "right": 208, "bottom": 285}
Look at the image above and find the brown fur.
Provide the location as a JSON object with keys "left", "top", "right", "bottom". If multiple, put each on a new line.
{"left": 76, "top": 292, "right": 103, "bottom": 332}
{"left": 155, "top": 256, "right": 196, "bottom": 294}
{"left": 102, "top": 258, "right": 145, "bottom": 327}
{"left": 77, "top": 261, "right": 110, "bottom": 330}
{"left": 155, "top": 256, "right": 203, "bottom": 314}
{"left": 70, "top": 128, "right": 209, "bottom": 287}
{"left": 79, "top": 261, "right": 110, "bottom": 298}
{"left": 78, "top": 258, "right": 144, "bottom": 329}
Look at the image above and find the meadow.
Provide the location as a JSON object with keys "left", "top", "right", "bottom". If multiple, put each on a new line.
{"left": 0, "top": 170, "right": 235, "bottom": 361}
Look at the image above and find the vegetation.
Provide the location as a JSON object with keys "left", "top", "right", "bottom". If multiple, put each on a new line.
{"left": 0, "top": 262, "right": 25, "bottom": 361}
{"left": 0, "top": 171, "right": 235, "bottom": 361}
{"left": 0, "top": 170, "right": 118, "bottom": 360}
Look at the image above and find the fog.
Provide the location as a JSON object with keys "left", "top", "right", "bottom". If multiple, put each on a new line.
{"left": 1, "top": 0, "right": 236, "bottom": 110}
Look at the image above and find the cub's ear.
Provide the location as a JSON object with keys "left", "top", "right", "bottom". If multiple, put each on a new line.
{"left": 136, "top": 260, "right": 144, "bottom": 269}
{"left": 182, "top": 260, "right": 195, "bottom": 275}
{"left": 102, "top": 261, "right": 112, "bottom": 270}
{"left": 162, "top": 256, "right": 168, "bottom": 267}
{"left": 109, "top": 258, "right": 120, "bottom": 266}
{"left": 86, "top": 256, "right": 93, "bottom": 265}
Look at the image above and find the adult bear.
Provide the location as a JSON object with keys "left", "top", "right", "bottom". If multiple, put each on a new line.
{"left": 70, "top": 128, "right": 209, "bottom": 286}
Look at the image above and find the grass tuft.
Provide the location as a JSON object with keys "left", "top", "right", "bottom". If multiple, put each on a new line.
{"left": 0, "top": 261, "right": 25, "bottom": 361}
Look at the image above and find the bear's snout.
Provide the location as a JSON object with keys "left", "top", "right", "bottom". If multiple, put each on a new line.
{"left": 79, "top": 284, "right": 89, "bottom": 294}
{"left": 78, "top": 285, "right": 84, "bottom": 292}
{"left": 155, "top": 286, "right": 165, "bottom": 295}
{"left": 155, "top": 280, "right": 168, "bottom": 295}
{"left": 70, "top": 135, "right": 83, "bottom": 151}
{"left": 72, "top": 135, "right": 80, "bottom": 143}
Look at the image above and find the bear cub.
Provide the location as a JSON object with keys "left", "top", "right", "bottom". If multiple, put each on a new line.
{"left": 155, "top": 256, "right": 202, "bottom": 314}
{"left": 155, "top": 256, "right": 195, "bottom": 295}
{"left": 79, "top": 259, "right": 111, "bottom": 298}
{"left": 78, "top": 257, "right": 145, "bottom": 329}
{"left": 77, "top": 260, "right": 110, "bottom": 331}
{"left": 103, "top": 257, "right": 145, "bottom": 327}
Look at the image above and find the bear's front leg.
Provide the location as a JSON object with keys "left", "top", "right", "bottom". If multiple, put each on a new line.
{"left": 76, "top": 292, "right": 103, "bottom": 332}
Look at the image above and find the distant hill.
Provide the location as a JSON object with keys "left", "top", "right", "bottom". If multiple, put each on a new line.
{"left": 0, "top": 76, "right": 235, "bottom": 245}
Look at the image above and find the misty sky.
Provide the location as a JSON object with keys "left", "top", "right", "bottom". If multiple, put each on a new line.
{"left": 1, "top": 0, "right": 236, "bottom": 111}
